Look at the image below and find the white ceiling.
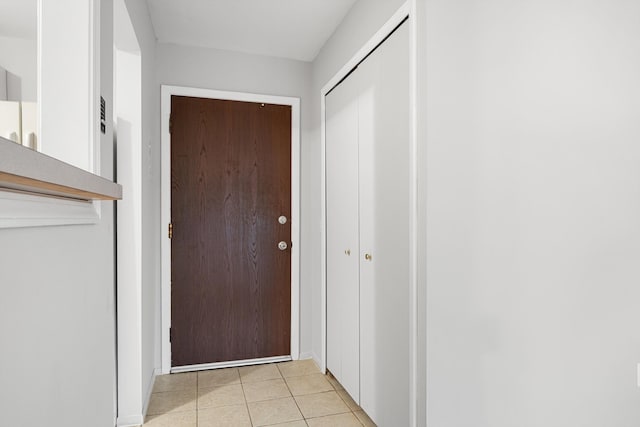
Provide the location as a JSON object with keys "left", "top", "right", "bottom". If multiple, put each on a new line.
{"left": 0, "top": 0, "right": 36, "bottom": 39}
{"left": 145, "top": 0, "right": 358, "bottom": 62}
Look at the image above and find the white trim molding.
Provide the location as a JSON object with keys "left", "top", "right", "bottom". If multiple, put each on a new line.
{"left": 116, "top": 415, "right": 144, "bottom": 427}
{"left": 408, "top": 1, "right": 419, "bottom": 425}
{"left": 319, "top": 1, "right": 417, "bottom": 425}
{"left": 160, "top": 85, "right": 301, "bottom": 374}
{"left": 0, "top": 190, "right": 100, "bottom": 228}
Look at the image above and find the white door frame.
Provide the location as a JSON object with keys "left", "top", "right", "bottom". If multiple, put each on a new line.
{"left": 319, "top": 1, "right": 417, "bottom": 425}
{"left": 160, "top": 85, "right": 301, "bottom": 374}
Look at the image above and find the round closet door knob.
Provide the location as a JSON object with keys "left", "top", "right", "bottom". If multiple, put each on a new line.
{"left": 278, "top": 241, "right": 288, "bottom": 251}
{"left": 365, "top": 253, "right": 372, "bottom": 261}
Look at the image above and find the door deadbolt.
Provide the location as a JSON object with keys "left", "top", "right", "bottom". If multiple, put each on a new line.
{"left": 278, "top": 215, "right": 287, "bottom": 225}
{"left": 278, "top": 241, "right": 288, "bottom": 251}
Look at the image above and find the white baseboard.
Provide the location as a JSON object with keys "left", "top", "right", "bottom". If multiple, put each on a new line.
{"left": 116, "top": 414, "right": 143, "bottom": 427}
{"left": 308, "top": 352, "right": 324, "bottom": 374}
{"left": 142, "top": 368, "right": 160, "bottom": 422}
{"left": 116, "top": 368, "right": 158, "bottom": 426}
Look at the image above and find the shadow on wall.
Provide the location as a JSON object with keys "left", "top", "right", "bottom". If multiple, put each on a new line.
{"left": 6, "top": 71, "right": 22, "bottom": 101}
{"left": 0, "top": 65, "right": 26, "bottom": 102}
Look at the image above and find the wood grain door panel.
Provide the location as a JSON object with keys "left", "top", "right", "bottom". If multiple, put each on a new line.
{"left": 171, "top": 96, "right": 291, "bottom": 366}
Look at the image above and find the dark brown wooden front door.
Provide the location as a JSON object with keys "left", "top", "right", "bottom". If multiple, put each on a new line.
{"left": 170, "top": 95, "right": 292, "bottom": 367}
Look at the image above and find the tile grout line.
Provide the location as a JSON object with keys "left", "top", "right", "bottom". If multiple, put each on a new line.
{"left": 238, "top": 368, "right": 257, "bottom": 427}
{"left": 326, "top": 372, "right": 367, "bottom": 427}
{"left": 188, "top": 363, "right": 365, "bottom": 426}
{"left": 279, "top": 362, "right": 307, "bottom": 424}
{"left": 278, "top": 367, "right": 350, "bottom": 426}
{"left": 195, "top": 371, "right": 199, "bottom": 427}
{"left": 281, "top": 361, "right": 358, "bottom": 424}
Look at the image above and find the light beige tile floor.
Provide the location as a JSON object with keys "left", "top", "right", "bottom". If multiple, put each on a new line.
{"left": 143, "top": 360, "right": 377, "bottom": 426}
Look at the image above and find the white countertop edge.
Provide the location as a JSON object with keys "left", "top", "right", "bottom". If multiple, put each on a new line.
{"left": 0, "top": 136, "right": 122, "bottom": 201}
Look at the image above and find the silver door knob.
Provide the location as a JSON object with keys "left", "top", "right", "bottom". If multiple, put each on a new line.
{"left": 278, "top": 241, "right": 288, "bottom": 251}
{"left": 278, "top": 215, "right": 288, "bottom": 225}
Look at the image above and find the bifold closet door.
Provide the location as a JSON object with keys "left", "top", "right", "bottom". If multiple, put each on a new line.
{"left": 358, "top": 21, "right": 410, "bottom": 426}
{"left": 326, "top": 19, "right": 410, "bottom": 425}
{"left": 325, "top": 67, "right": 361, "bottom": 403}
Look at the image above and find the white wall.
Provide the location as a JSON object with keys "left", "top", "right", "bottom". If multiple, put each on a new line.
{"left": 312, "top": 0, "right": 406, "bottom": 89}
{"left": 414, "top": 0, "right": 427, "bottom": 425}
{"left": 309, "top": 0, "right": 406, "bottom": 365}
{"left": 156, "top": 43, "right": 314, "bottom": 358}
{"left": 115, "top": 46, "right": 143, "bottom": 424}
{"left": 39, "top": 0, "right": 96, "bottom": 171}
{"left": 0, "top": 1, "right": 117, "bottom": 426}
{"left": 122, "top": 0, "right": 161, "bottom": 421}
{"left": 0, "top": 35, "right": 36, "bottom": 102}
{"left": 425, "top": 1, "right": 640, "bottom": 426}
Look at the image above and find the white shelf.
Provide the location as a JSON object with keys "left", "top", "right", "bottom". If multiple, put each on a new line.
{"left": 0, "top": 136, "right": 121, "bottom": 201}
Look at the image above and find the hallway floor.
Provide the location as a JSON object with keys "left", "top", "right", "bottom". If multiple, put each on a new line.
{"left": 143, "top": 359, "right": 376, "bottom": 426}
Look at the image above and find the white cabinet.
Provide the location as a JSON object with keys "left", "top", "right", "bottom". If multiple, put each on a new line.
{"left": 325, "top": 21, "right": 410, "bottom": 426}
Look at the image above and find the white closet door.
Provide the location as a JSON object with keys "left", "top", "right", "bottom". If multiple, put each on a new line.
{"left": 325, "top": 69, "right": 361, "bottom": 402}
{"left": 358, "top": 21, "right": 410, "bottom": 426}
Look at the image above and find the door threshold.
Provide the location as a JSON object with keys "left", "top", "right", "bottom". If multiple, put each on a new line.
{"left": 171, "top": 355, "right": 292, "bottom": 373}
